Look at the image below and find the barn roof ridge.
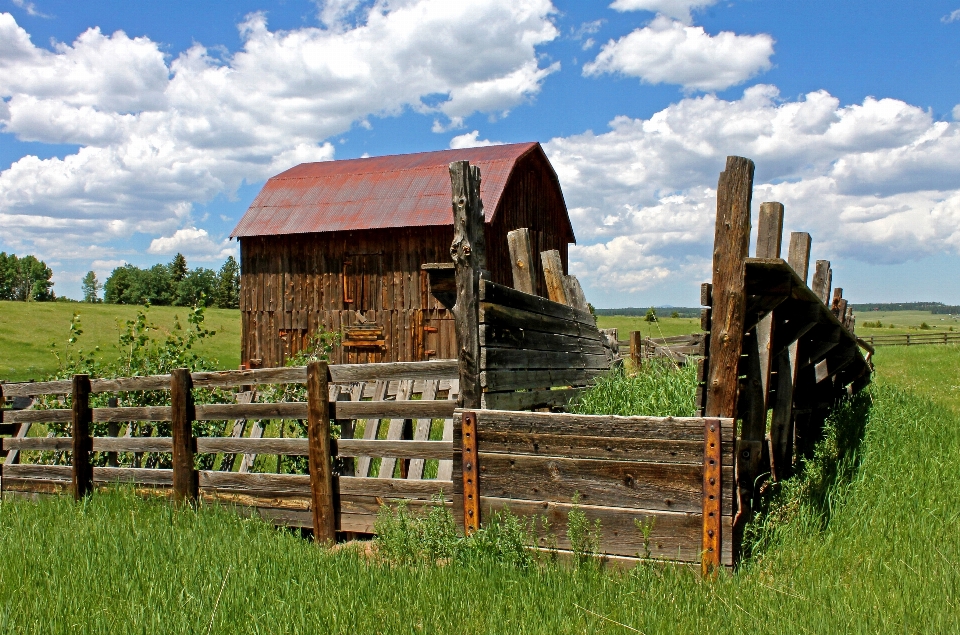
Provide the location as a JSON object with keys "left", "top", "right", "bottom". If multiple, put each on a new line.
{"left": 231, "top": 141, "right": 570, "bottom": 238}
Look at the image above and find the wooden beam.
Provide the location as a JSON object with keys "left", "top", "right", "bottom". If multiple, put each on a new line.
{"left": 704, "top": 155, "right": 754, "bottom": 570}
{"left": 563, "top": 275, "right": 590, "bottom": 312}
{"left": 702, "top": 418, "right": 723, "bottom": 577}
{"left": 71, "top": 374, "right": 93, "bottom": 500}
{"left": 629, "top": 331, "right": 642, "bottom": 368}
{"left": 540, "top": 249, "right": 569, "bottom": 306}
{"left": 460, "top": 410, "right": 481, "bottom": 535}
{"left": 787, "top": 232, "right": 812, "bottom": 284}
{"left": 170, "top": 368, "right": 198, "bottom": 503}
{"left": 307, "top": 361, "right": 336, "bottom": 544}
{"left": 808, "top": 258, "right": 831, "bottom": 305}
{"left": 506, "top": 228, "right": 537, "bottom": 295}
{"left": 449, "top": 160, "right": 486, "bottom": 410}
{"left": 756, "top": 202, "right": 783, "bottom": 259}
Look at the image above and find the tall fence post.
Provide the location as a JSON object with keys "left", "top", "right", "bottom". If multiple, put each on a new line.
{"left": 506, "top": 228, "right": 537, "bottom": 295}
{"left": 171, "top": 368, "right": 198, "bottom": 503}
{"left": 703, "top": 155, "right": 754, "bottom": 573}
{"left": 629, "top": 331, "right": 643, "bottom": 368}
{"left": 71, "top": 374, "right": 93, "bottom": 500}
{"left": 307, "top": 361, "right": 336, "bottom": 544}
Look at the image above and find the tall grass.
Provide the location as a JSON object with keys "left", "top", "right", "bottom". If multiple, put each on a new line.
{"left": 0, "top": 354, "right": 958, "bottom": 632}
{"left": 569, "top": 360, "right": 698, "bottom": 417}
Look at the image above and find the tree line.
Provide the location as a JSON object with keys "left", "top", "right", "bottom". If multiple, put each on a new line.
{"left": 93, "top": 254, "right": 240, "bottom": 308}
{"left": 0, "top": 252, "right": 55, "bottom": 301}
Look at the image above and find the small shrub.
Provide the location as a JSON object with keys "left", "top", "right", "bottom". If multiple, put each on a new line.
{"left": 567, "top": 493, "right": 602, "bottom": 569}
{"left": 644, "top": 307, "right": 657, "bottom": 322}
{"left": 862, "top": 320, "right": 882, "bottom": 328}
{"left": 670, "top": 311, "right": 680, "bottom": 319}
{"left": 920, "top": 322, "right": 930, "bottom": 330}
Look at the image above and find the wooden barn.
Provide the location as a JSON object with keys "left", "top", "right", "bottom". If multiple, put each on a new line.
{"left": 231, "top": 142, "right": 576, "bottom": 367}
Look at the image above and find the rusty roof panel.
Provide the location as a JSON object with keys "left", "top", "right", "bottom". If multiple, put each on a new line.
{"left": 231, "top": 142, "right": 540, "bottom": 237}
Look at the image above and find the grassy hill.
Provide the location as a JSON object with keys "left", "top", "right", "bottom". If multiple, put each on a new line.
{"left": 0, "top": 301, "right": 241, "bottom": 382}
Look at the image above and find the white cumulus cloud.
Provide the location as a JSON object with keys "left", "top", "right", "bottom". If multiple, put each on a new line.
{"left": 148, "top": 227, "right": 236, "bottom": 261}
{"left": 545, "top": 85, "right": 960, "bottom": 302}
{"left": 584, "top": 16, "right": 774, "bottom": 92}
{"left": 609, "top": 0, "right": 718, "bottom": 24}
{"left": 449, "top": 131, "right": 504, "bottom": 148}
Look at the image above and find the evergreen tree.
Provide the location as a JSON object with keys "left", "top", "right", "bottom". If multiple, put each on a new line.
{"left": 81, "top": 271, "right": 102, "bottom": 303}
{"left": 215, "top": 256, "right": 240, "bottom": 309}
{"left": 168, "top": 253, "right": 188, "bottom": 284}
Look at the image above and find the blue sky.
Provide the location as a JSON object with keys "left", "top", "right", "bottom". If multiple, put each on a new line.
{"left": 3, "top": 0, "right": 960, "bottom": 307}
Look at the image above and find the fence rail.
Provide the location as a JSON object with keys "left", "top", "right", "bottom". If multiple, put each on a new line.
{"left": 859, "top": 332, "right": 960, "bottom": 347}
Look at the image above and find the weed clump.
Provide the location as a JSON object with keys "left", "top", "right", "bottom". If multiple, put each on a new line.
{"left": 570, "top": 360, "right": 698, "bottom": 418}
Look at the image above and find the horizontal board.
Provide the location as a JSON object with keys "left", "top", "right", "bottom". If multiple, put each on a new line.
{"left": 93, "top": 438, "right": 173, "bottom": 453}
{"left": 195, "top": 403, "right": 306, "bottom": 421}
{"left": 1, "top": 464, "right": 71, "bottom": 481}
{"left": 477, "top": 452, "right": 732, "bottom": 514}
{"left": 334, "top": 400, "right": 455, "bottom": 420}
{"left": 480, "top": 324, "right": 607, "bottom": 356}
{"left": 479, "top": 301, "right": 588, "bottom": 339}
{"left": 200, "top": 471, "right": 310, "bottom": 495}
{"left": 253, "top": 507, "right": 313, "bottom": 529}
{"left": 4, "top": 408, "right": 72, "bottom": 424}
{"left": 3, "top": 437, "right": 72, "bottom": 451}
{"left": 94, "top": 467, "right": 173, "bottom": 486}
{"left": 480, "top": 497, "right": 731, "bottom": 564}
{"left": 336, "top": 439, "right": 452, "bottom": 459}
{"left": 328, "top": 360, "right": 458, "bottom": 383}
{"left": 462, "top": 410, "right": 733, "bottom": 442}
{"left": 481, "top": 388, "right": 584, "bottom": 411}
{"left": 480, "top": 368, "right": 606, "bottom": 392}
{"left": 480, "top": 347, "right": 611, "bottom": 371}
{"left": 2, "top": 480, "right": 68, "bottom": 495}
{"left": 91, "top": 375, "right": 171, "bottom": 393}
{"left": 197, "top": 437, "right": 305, "bottom": 455}
{"left": 477, "top": 431, "right": 733, "bottom": 466}
{"left": 2, "top": 380, "right": 72, "bottom": 398}
{"left": 338, "top": 477, "right": 453, "bottom": 499}
{"left": 201, "top": 489, "right": 310, "bottom": 511}
{"left": 479, "top": 279, "right": 596, "bottom": 327}
{"left": 93, "top": 406, "right": 172, "bottom": 423}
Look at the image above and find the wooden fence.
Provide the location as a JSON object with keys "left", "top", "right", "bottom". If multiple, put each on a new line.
{"left": 859, "top": 332, "right": 960, "bottom": 347}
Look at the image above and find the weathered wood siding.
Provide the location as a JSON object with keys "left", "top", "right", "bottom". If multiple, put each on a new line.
{"left": 239, "top": 149, "right": 573, "bottom": 368}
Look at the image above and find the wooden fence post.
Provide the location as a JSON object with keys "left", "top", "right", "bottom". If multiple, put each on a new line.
{"left": 703, "top": 155, "right": 754, "bottom": 572}
{"left": 460, "top": 410, "right": 481, "bottom": 535}
{"left": 307, "top": 361, "right": 336, "bottom": 544}
{"left": 811, "top": 260, "right": 831, "bottom": 305}
{"left": 629, "top": 331, "right": 642, "bottom": 368}
{"left": 71, "top": 374, "right": 93, "bottom": 500}
{"left": 787, "top": 233, "right": 812, "bottom": 281}
{"left": 170, "top": 368, "right": 198, "bottom": 503}
{"left": 506, "top": 228, "right": 537, "bottom": 295}
{"left": 449, "top": 160, "right": 485, "bottom": 411}
{"left": 539, "top": 249, "right": 569, "bottom": 306}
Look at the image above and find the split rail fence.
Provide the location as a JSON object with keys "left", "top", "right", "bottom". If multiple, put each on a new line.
{"left": 859, "top": 332, "right": 960, "bottom": 347}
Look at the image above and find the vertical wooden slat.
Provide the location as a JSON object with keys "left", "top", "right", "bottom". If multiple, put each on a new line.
{"left": 756, "top": 202, "right": 784, "bottom": 259}
{"left": 811, "top": 260, "right": 831, "bottom": 305}
{"left": 787, "top": 232, "right": 812, "bottom": 282}
{"left": 355, "top": 380, "right": 388, "bottom": 477}
{"left": 629, "top": 331, "right": 642, "bottom": 368}
{"left": 702, "top": 417, "right": 722, "bottom": 576}
{"left": 407, "top": 379, "right": 440, "bottom": 479}
{"left": 71, "top": 374, "right": 93, "bottom": 500}
{"left": 540, "top": 249, "right": 569, "bottom": 305}
{"left": 506, "top": 228, "right": 537, "bottom": 295}
{"left": 460, "top": 410, "right": 480, "bottom": 535}
{"left": 450, "top": 160, "right": 485, "bottom": 410}
{"left": 106, "top": 397, "right": 120, "bottom": 468}
{"left": 378, "top": 379, "right": 414, "bottom": 478}
{"left": 171, "top": 368, "right": 198, "bottom": 503}
{"left": 307, "top": 361, "right": 336, "bottom": 544}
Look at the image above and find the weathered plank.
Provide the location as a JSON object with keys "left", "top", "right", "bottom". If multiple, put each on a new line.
{"left": 92, "top": 437, "right": 173, "bottom": 453}
{"left": 3, "top": 437, "right": 73, "bottom": 451}
{"left": 336, "top": 399, "right": 456, "bottom": 420}
{"left": 407, "top": 379, "right": 439, "bottom": 480}
{"left": 562, "top": 275, "right": 590, "bottom": 313}
{"left": 92, "top": 407, "right": 172, "bottom": 423}
{"left": 479, "top": 368, "right": 606, "bottom": 392}
{"left": 94, "top": 467, "right": 174, "bottom": 486}
{"left": 476, "top": 431, "right": 732, "bottom": 465}
{"left": 194, "top": 403, "right": 306, "bottom": 421}
{"left": 378, "top": 379, "right": 414, "bottom": 478}
{"left": 811, "top": 260, "right": 831, "bottom": 305}
{"left": 2, "top": 464, "right": 72, "bottom": 481}
{"left": 338, "top": 476, "right": 452, "bottom": 498}
{"left": 480, "top": 347, "right": 611, "bottom": 371}
{"left": 506, "top": 228, "right": 537, "bottom": 295}
{"left": 467, "top": 409, "right": 731, "bottom": 441}
{"left": 756, "top": 202, "right": 784, "bottom": 259}
{"left": 787, "top": 232, "right": 812, "bottom": 283}
{"left": 477, "top": 452, "right": 732, "bottom": 514}
{"left": 480, "top": 388, "right": 584, "bottom": 411}
{"left": 540, "top": 249, "right": 569, "bottom": 305}
{"left": 4, "top": 408, "right": 72, "bottom": 424}
{"left": 355, "top": 380, "right": 388, "bottom": 477}
{"left": 479, "top": 302, "right": 594, "bottom": 340}
{"left": 479, "top": 324, "right": 605, "bottom": 355}
{"left": 479, "top": 278, "right": 595, "bottom": 326}
{"left": 449, "top": 160, "right": 485, "bottom": 411}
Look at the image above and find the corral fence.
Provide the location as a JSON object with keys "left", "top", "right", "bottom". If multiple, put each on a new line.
{"left": 859, "top": 332, "right": 960, "bottom": 347}
{"left": 0, "top": 155, "right": 871, "bottom": 575}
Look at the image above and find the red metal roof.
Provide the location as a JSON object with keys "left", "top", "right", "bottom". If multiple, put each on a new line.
{"left": 231, "top": 142, "right": 554, "bottom": 237}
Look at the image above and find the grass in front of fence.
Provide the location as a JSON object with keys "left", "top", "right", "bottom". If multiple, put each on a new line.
{"left": 569, "top": 360, "right": 698, "bottom": 418}
{"left": 0, "top": 301, "right": 241, "bottom": 382}
{"left": 1, "top": 348, "right": 957, "bottom": 633}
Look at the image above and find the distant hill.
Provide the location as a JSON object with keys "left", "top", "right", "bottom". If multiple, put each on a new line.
{"left": 850, "top": 302, "right": 960, "bottom": 314}
{"left": 593, "top": 307, "right": 701, "bottom": 318}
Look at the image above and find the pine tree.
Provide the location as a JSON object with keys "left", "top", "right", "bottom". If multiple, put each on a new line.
{"left": 81, "top": 271, "right": 102, "bottom": 303}
{"left": 168, "top": 253, "right": 188, "bottom": 284}
{"left": 215, "top": 256, "right": 240, "bottom": 309}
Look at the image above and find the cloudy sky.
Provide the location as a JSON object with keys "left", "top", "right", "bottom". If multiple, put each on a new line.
{"left": 3, "top": 0, "right": 960, "bottom": 307}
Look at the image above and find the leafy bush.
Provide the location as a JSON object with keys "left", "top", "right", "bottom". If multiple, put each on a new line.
{"left": 0, "top": 251, "right": 54, "bottom": 301}
{"left": 644, "top": 307, "right": 657, "bottom": 322}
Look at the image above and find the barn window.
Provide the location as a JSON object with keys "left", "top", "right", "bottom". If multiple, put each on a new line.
{"left": 342, "top": 253, "right": 383, "bottom": 312}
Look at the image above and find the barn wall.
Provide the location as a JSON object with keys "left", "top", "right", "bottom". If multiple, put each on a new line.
{"left": 239, "top": 151, "right": 574, "bottom": 367}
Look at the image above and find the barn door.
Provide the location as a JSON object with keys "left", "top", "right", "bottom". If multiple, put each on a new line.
{"left": 342, "top": 253, "right": 383, "bottom": 312}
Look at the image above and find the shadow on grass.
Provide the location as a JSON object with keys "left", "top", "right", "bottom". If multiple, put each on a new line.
{"left": 743, "top": 390, "right": 873, "bottom": 560}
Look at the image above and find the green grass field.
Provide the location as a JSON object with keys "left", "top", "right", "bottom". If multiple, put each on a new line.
{"left": 0, "top": 334, "right": 957, "bottom": 631}
{"left": 0, "top": 301, "right": 241, "bottom": 382}
{"left": 595, "top": 315, "right": 701, "bottom": 339}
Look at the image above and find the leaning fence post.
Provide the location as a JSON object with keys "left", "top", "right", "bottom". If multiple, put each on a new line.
{"left": 307, "top": 361, "right": 336, "bottom": 544}
{"left": 171, "top": 368, "right": 198, "bottom": 503}
{"left": 629, "top": 331, "right": 643, "bottom": 368}
{"left": 71, "top": 374, "right": 93, "bottom": 500}
{"left": 506, "top": 228, "right": 537, "bottom": 295}
{"left": 703, "top": 155, "right": 754, "bottom": 574}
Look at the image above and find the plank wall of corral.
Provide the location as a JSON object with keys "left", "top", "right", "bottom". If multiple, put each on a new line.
{"left": 239, "top": 150, "right": 572, "bottom": 368}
